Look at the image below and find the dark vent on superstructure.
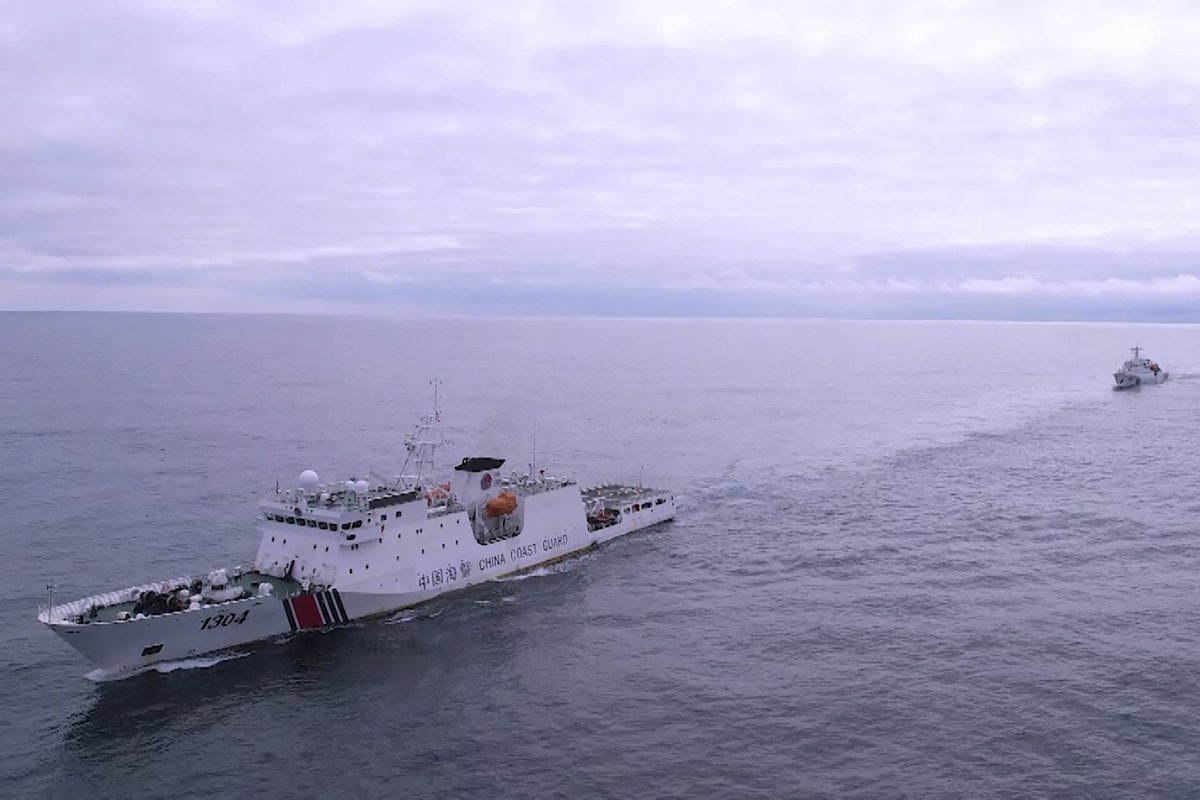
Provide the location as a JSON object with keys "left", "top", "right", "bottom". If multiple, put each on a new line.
{"left": 454, "top": 456, "right": 505, "bottom": 472}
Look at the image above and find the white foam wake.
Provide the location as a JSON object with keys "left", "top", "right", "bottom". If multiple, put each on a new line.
{"left": 85, "top": 652, "right": 248, "bottom": 682}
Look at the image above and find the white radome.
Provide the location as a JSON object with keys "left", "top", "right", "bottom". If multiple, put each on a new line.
{"left": 299, "top": 470, "right": 320, "bottom": 492}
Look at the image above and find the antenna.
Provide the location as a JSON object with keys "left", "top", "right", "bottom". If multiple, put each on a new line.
{"left": 46, "top": 582, "right": 56, "bottom": 616}
{"left": 532, "top": 411, "right": 537, "bottom": 478}
{"left": 398, "top": 379, "right": 448, "bottom": 489}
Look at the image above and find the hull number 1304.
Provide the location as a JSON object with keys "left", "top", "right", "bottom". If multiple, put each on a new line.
{"left": 200, "top": 610, "right": 250, "bottom": 630}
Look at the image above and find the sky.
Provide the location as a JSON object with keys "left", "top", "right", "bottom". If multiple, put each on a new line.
{"left": 2, "top": 0, "right": 1200, "bottom": 319}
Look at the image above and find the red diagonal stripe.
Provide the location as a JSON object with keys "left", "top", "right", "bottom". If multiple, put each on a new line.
{"left": 292, "top": 594, "right": 324, "bottom": 629}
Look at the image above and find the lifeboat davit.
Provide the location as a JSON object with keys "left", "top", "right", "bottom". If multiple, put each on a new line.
{"left": 485, "top": 491, "right": 518, "bottom": 518}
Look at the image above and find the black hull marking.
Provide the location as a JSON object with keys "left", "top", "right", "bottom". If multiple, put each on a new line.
{"left": 315, "top": 592, "right": 333, "bottom": 626}
{"left": 331, "top": 589, "right": 349, "bottom": 623}
{"left": 282, "top": 599, "right": 298, "bottom": 632}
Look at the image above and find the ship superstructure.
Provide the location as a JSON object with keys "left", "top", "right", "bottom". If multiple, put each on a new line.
{"left": 38, "top": 389, "right": 676, "bottom": 676}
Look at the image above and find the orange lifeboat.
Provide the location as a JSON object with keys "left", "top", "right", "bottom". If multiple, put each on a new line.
{"left": 485, "top": 491, "right": 518, "bottom": 518}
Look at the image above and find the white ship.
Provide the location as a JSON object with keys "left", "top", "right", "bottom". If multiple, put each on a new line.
{"left": 38, "top": 385, "right": 676, "bottom": 677}
{"left": 1113, "top": 345, "right": 1168, "bottom": 389}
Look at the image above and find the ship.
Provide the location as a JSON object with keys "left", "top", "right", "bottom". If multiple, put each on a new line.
{"left": 1113, "top": 345, "right": 1168, "bottom": 389}
{"left": 38, "top": 383, "right": 676, "bottom": 677}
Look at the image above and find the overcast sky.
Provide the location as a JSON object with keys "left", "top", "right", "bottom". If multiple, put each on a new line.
{"left": 3, "top": 0, "right": 1199, "bottom": 318}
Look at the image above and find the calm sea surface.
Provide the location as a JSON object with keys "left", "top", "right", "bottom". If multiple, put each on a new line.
{"left": 2, "top": 313, "right": 1199, "bottom": 798}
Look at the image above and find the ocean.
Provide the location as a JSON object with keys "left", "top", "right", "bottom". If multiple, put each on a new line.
{"left": 2, "top": 312, "right": 1199, "bottom": 798}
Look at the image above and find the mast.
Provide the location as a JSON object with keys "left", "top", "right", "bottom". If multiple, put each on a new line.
{"left": 398, "top": 379, "right": 447, "bottom": 489}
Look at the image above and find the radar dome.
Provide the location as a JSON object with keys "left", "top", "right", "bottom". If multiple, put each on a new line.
{"left": 299, "top": 470, "right": 320, "bottom": 492}
{"left": 344, "top": 480, "right": 356, "bottom": 492}
{"left": 354, "top": 479, "right": 369, "bottom": 494}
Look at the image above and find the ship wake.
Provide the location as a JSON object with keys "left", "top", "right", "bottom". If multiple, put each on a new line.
{"left": 85, "top": 652, "right": 249, "bottom": 682}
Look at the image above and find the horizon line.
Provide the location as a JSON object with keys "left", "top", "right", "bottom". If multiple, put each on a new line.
{"left": 2, "top": 308, "right": 1198, "bottom": 326}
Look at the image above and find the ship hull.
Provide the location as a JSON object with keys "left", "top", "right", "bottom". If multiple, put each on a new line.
{"left": 1113, "top": 370, "right": 1168, "bottom": 389}
{"left": 42, "top": 503, "right": 674, "bottom": 677}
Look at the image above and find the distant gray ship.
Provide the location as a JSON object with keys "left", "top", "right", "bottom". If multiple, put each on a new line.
{"left": 1113, "top": 345, "right": 1168, "bottom": 389}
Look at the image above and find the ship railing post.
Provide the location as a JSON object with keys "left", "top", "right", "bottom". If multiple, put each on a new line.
{"left": 44, "top": 582, "right": 57, "bottom": 621}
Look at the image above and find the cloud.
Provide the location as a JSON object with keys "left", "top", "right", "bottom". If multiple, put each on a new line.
{"left": 956, "top": 273, "right": 1200, "bottom": 296}
{"left": 2, "top": 0, "right": 1200, "bottom": 317}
